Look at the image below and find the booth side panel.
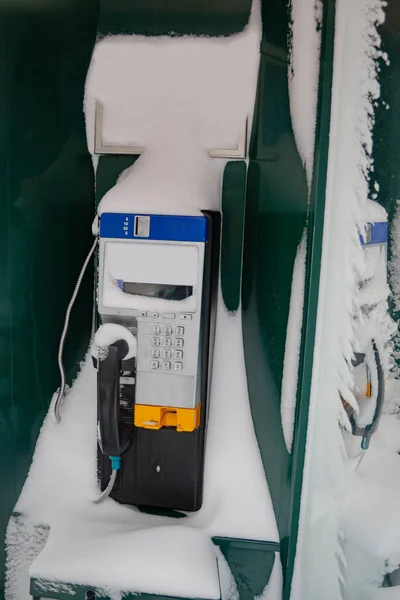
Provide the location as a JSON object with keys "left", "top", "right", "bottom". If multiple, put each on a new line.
{"left": 371, "top": 3, "right": 400, "bottom": 371}
{"left": 243, "top": 0, "right": 334, "bottom": 594}
{"left": 242, "top": 45, "right": 308, "bottom": 559}
{"left": 0, "top": 2, "right": 98, "bottom": 595}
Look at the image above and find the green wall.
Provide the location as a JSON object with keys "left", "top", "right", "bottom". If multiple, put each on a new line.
{"left": 0, "top": 1, "right": 98, "bottom": 594}
{"left": 98, "top": 0, "right": 252, "bottom": 37}
{"left": 242, "top": 1, "right": 335, "bottom": 597}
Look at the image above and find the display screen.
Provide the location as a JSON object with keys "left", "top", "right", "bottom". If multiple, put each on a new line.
{"left": 119, "top": 281, "right": 193, "bottom": 301}
{"left": 102, "top": 240, "right": 199, "bottom": 311}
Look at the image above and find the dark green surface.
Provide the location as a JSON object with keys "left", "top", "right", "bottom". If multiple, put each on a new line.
{"left": 243, "top": 0, "right": 335, "bottom": 597}
{"left": 98, "top": 0, "right": 252, "bottom": 37}
{"left": 220, "top": 161, "right": 247, "bottom": 312}
{"left": 242, "top": 0, "right": 308, "bottom": 570}
{"left": 0, "top": 1, "right": 98, "bottom": 596}
{"left": 96, "top": 155, "right": 137, "bottom": 206}
{"left": 213, "top": 538, "right": 278, "bottom": 600}
{"left": 371, "top": 2, "right": 400, "bottom": 371}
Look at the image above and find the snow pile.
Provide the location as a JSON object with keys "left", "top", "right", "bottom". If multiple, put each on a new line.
{"left": 341, "top": 411, "right": 400, "bottom": 600}
{"left": 288, "top": 0, "right": 322, "bottom": 190}
{"left": 6, "top": 3, "right": 280, "bottom": 597}
{"left": 31, "top": 525, "right": 221, "bottom": 599}
{"left": 281, "top": 229, "right": 307, "bottom": 453}
{"left": 84, "top": 1, "right": 262, "bottom": 217}
{"left": 6, "top": 290, "right": 279, "bottom": 599}
{"left": 93, "top": 324, "right": 137, "bottom": 360}
{"left": 388, "top": 202, "right": 400, "bottom": 379}
{"left": 292, "top": 0, "right": 394, "bottom": 599}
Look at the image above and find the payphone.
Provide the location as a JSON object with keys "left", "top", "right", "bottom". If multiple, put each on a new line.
{"left": 94, "top": 211, "right": 220, "bottom": 511}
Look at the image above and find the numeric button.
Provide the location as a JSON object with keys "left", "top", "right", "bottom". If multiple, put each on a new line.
{"left": 175, "top": 338, "right": 184, "bottom": 348}
{"left": 161, "top": 361, "right": 171, "bottom": 370}
{"left": 174, "top": 350, "right": 183, "bottom": 359}
{"left": 176, "top": 326, "right": 184, "bottom": 335}
{"left": 151, "top": 337, "right": 160, "bottom": 346}
{"left": 150, "top": 348, "right": 160, "bottom": 358}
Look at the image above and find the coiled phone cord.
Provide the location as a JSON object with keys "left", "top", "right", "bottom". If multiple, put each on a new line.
{"left": 54, "top": 236, "right": 99, "bottom": 423}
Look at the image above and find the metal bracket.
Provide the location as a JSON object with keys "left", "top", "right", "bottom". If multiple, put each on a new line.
{"left": 208, "top": 118, "right": 248, "bottom": 159}
{"left": 94, "top": 100, "right": 145, "bottom": 155}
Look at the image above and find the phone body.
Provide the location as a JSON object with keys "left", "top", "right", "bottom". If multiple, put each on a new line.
{"left": 96, "top": 211, "right": 220, "bottom": 511}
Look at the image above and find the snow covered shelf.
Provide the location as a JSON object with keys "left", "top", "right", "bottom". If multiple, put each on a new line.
{"left": 29, "top": 536, "right": 279, "bottom": 600}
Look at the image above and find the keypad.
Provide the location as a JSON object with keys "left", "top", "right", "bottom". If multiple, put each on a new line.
{"left": 148, "top": 324, "right": 186, "bottom": 371}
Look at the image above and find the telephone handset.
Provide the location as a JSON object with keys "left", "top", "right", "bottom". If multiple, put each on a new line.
{"left": 96, "top": 339, "right": 133, "bottom": 458}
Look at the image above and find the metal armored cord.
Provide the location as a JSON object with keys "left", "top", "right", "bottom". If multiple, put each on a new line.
{"left": 94, "top": 469, "right": 118, "bottom": 504}
{"left": 54, "top": 237, "right": 99, "bottom": 423}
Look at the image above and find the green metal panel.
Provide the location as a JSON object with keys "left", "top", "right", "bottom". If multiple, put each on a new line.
{"left": 213, "top": 538, "right": 278, "bottom": 600}
{"left": 243, "top": 1, "right": 335, "bottom": 597}
{"left": 98, "top": 0, "right": 252, "bottom": 37}
{"left": 220, "top": 161, "right": 247, "bottom": 313}
{"left": 242, "top": 0, "right": 308, "bottom": 567}
{"left": 370, "top": 1, "right": 400, "bottom": 369}
{"left": 0, "top": 1, "right": 98, "bottom": 596}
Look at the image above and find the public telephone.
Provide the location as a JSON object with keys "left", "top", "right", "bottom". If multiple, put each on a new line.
{"left": 94, "top": 211, "right": 220, "bottom": 511}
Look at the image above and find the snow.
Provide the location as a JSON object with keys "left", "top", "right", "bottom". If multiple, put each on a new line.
{"left": 291, "top": 0, "right": 395, "bottom": 599}
{"left": 281, "top": 229, "right": 307, "bottom": 453}
{"left": 31, "top": 526, "right": 221, "bottom": 600}
{"left": 389, "top": 201, "right": 400, "bottom": 312}
{"left": 6, "top": 291, "right": 279, "bottom": 598}
{"left": 93, "top": 324, "right": 137, "bottom": 360}
{"left": 84, "top": 1, "right": 262, "bottom": 217}
{"left": 341, "top": 413, "right": 400, "bottom": 600}
{"left": 288, "top": 0, "right": 322, "bottom": 191}
{"left": 6, "top": 3, "right": 280, "bottom": 597}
